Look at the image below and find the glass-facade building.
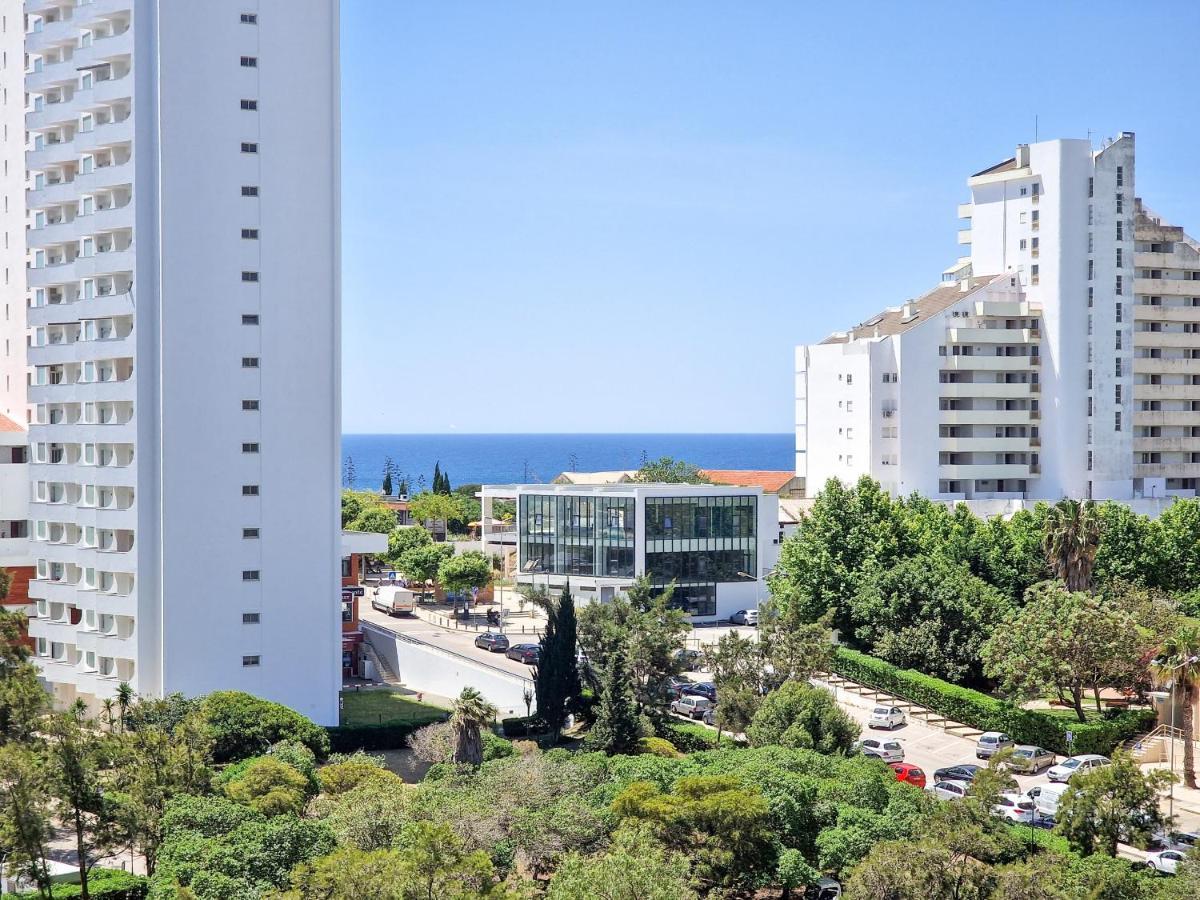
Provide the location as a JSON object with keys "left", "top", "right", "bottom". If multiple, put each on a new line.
{"left": 517, "top": 491, "right": 759, "bottom": 618}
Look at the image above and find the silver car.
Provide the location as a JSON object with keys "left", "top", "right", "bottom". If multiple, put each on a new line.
{"left": 1009, "top": 745, "right": 1055, "bottom": 774}
{"left": 975, "top": 731, "right": 1014, "bottom": 759}
{"left": 855, "top": 737, "right": 904, "bottom": 763}
{"left": 670, "top": 695, "right": 713, "bottom": 720}
{"left": 928, "top": 780, "right": 970, "bottom": 801}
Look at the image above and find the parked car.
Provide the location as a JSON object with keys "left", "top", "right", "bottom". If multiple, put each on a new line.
{"left": 702, "top": 706, "right": 717, "bottom": 726}
{"left": 675, "top": 648, "right": 707, "bottom": 671}
{"left": 1150, "top": 830, "right": 1200, "bottom": 852}
{"left": 889, "top": 762, "right": 926, "bottom": 789}
{"left": 869, "top": 705, "right": 907, "bottom": 730}
{"left": 666, "top": 675, "right": 694, "bottom": 698}
{"left": 807, "top": 877, "right": 842, "bottom": 899}
{"left": 1032, "top": 782, "right": 1070, "bottom": 821}
{"left": 1009, "top": 745, "right": 1056, "bottom": 774}
{"left": 474, "top": 632, "right": 509, "bottom": 653}
{"left": 1047, "top": 754, "right": 1110, "bottom": 783}
{"left": 670, "top": 695, "right": 713, "bottom": 720}
{"left": 854, "top": 738, "right": 904, "bottom": 764}
{"left": 928, "top": 780, "right": 970, "bottom": 801}
{"left": 933, "top": 764, "right": 983, "bottom": 784}
{"left": 1146, "top": 848, "right": 1187, "bottom": 876}
{"left": 993, "top": 792, "right": 1036, "bottom": 825}
{"left": 975, "top": 731, "right": 1014, "bottom": 759}
{"left": 371, "top": 586, "right": 417, "bottom": 616}
{"left": 681, "top": 682, "right": 717, "bottom": 702}
{"left": 730, "top": 608, "right": 759, "bottom": 626}
{"left": 506, "top": 643, "right": 540, "bottom": 664}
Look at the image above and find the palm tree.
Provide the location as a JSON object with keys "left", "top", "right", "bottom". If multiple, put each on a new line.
{"left": 115, "top": 682, "right": 135, "bottom": 733}
{"left": 450, "top": 687, "right": 496, "bottom": 767}
{"left": 1152, "top": 625, "right": 1200, "bottom": 790}
{"left": 1042, "top": 499, "right": 1102, "bottom": 592}
{"left": 100, "top": 698, "right": 116, "bottom": 733}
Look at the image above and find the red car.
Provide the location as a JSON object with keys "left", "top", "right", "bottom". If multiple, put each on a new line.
{"left": 889, "top": 762, "right": 926, "bottom": 789}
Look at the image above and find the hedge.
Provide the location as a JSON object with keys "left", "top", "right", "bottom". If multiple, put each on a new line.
{"left": 326, "top": 721, "right": 429, "bottom": 753}
{"left": 830, "top": 647, "right": 1157, "bottom": 756}
{"left": 12, "top": 869, "right": 147, "bottom": 899}
{"left": 501, "top": 716, "right": 548, "bottom": 738}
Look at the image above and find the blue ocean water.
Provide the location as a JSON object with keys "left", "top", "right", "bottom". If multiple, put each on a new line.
{"left": 341, "top": 434, "right": 794, "bottom": 490}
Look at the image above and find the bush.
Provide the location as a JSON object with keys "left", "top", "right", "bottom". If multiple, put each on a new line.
{"left": 483, "top": 731, "right": 516, "bottom": 761}
{"left": 501, "top": 716, "right": 548, "bottom": 738}
{"left": 202, "top": 691, "right": 330, "bottom": 762}
{"left": 638, "top": 737, "right": 682, "bottom": 757}
{"left": 326, "top": 721, "right": 428, "bottom": 753}
{"left": 830, "top": 648, "right": 1157, "bottom": 755}
{"left": 12, "top": 870, "right": 147, "bottom": 899}
{"left": 660, "top": 721, "right": 735, "bottom": 753}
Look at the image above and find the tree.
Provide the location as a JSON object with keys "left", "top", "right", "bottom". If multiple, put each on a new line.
{"left": 351, "top": 506, "right": 399, "bottom": 535}
{"left": 587, "top": 643, "right": 641, "bottom": 754}
{"left": 1152, "top": 624, "right": 1200, "bottom": 790}
{"left": 398, "top": 543, "right": 454, "bottom": 586}
{"left": 409, "top": 491, "right": 464, "bottom": 540}
{"left": 704, "top": 630, "right": 768, "bottom": 739}
{"left": 0, "top": 743, "right": 53, "bottom": 897}
{"left": 343, "top": 455, "right": 357, "bottom": 488}
{"left": 982, "top": 583, "right": 1146, "bottom": 722}
{"left": 382, "top": 456, "right": 396, "bottom": 496}
{"left": 611, "top": 775, "right": 775, "bottom": 890}
{"left": 631, "top": 456, "right": 710, "bottom": 484}
{"left": 0, "top": 608, "right": 50, "bottom": 744}
{"left": 200, "top": 691, "right": 330, "bottom": 763}
{"left": 577, "top": 577, "right": 689, "bottom": 713}
{"left": 450, "top": 687, "right": 496, "bottom": 767}
{"left": 546, "top": 824, "right": 697, "bottom": 900}
{"left": 1094, "top": 501, "right": 1160, "bottom": 588}
{"left": 533, "top": 587, "right": 582, "bottom": 737}
{"left": 758, "top": 601, "right": 834, "bottom": 685}
{"left": 843, "top": 837, "right": 994, "bottom": 900}
{"left": 437, "top": 551, "right": 493, "bottom": 597}
{"left": 746, "top": 681, "right": 859, "bottom": 753}
{"left": 223, "top": 756, "right": 311, "bottom": 816}
{"left": 314, "top": 771, "right": 412, "bottom": 852}
{"left": 45, "top": 705, "right": 119, "bottom": 900}
{"left": 1055, "top": 750, "right": 1175, "bottom": 856}
{"left": 1157, "top": 498, "right": 1200, "bottom": 592}
{"left": 387, "top": 525, "right": 432, "bottom": 564}
{"left": 850, "top": 554, "right": 1010, "bottom": 685}
{"left": 1042, "top": 499, "right": 1103, "bottom": 593}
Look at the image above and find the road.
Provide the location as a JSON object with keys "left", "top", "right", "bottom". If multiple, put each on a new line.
{"left": 359, "top": 604, "right": 540, "bottom": 679}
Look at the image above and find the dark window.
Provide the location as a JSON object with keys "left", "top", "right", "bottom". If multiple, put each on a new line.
{"left": 242, "top": 357, "right": 259, "bottom": 367}
{"left": 341, "top": 557, "right": 352, "bottom": 578}
{"left": 240, "top": 142, "right": 258, "bottom": 153}
{"left": 241, "top": 228, "right": 258, "bottom": 239}
{"left": 242, "top": 399, "right": 259, "bottom": 410}
{"left": 243, "top": 528, "right": 260, "bottom": 539}
{"left": 240, "top": 56, "right": 257, "bottom": 67}
{"left": 242, "top": 442, "right": 259, "bottom": 453}
{"left": 241, "top": 314, "right": 259, "bottom": 325}
{"left": 240, "top": 99, "right": 258, "bottom": 110}
{"left": 242, "top": 484, "right": 259, "bottom": 496}
{"left": 241, "top": 271, "right": 259, "bottom": 282}
{"left": 242, "top": 570, "right": 260, "bottom": 581}
{"left": 242, "top": 612, "right": 260, "bottom": 624}
{"left": 241, "top": 185, "right": 259, "bottom": 197}
{"left": 240, "top": 13, "right": 258, "bottom": 24}
{"left": 242, "top": 655, "right": 260, "bottom": 666}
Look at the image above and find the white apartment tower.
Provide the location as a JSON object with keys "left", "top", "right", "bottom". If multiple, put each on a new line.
{"left": 19, "top": 1, "right": 342, "bottom": 725}
{"left": 797, "top": 133, "right": 1200, "bottom": 505}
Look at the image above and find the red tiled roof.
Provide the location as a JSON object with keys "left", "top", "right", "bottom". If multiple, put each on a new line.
{"left": 700, "top": 470, "right": 796, "bottom": 493}
{"left": 0, "top": 414, "right": 24, "bottom": 433}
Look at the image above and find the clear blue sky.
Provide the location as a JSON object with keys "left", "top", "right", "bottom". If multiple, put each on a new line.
{"left": 340, "top": 0, "right": 1200, "bottom": 434}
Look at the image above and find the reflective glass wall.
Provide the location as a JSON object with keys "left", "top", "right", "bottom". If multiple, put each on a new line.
{"left": 519, "top": 494, "right": 635, "bottom": 578}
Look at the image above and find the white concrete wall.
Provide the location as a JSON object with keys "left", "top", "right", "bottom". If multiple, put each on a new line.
{"left": 363, "top": 622, "right": 535, "bottom": 719}
{"left": 800, "top": 340, "right": 875, "bottom": 491}
{"left": 0, "top": 11, "right": 26, "bottom": 421}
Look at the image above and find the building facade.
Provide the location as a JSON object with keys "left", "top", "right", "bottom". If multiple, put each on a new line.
{"left": 482, "top": 483, "right": 779, "bottom": 621}
{"left": 20, "top": 1, "right": 341, "bottom": 725}
{"left": 796, "top": 133, "right": 1200, "bottom": 504}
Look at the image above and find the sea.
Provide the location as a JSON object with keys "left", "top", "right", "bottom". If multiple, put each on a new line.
{"left": 341, "top": 433, "right": 794, "bottom": 491}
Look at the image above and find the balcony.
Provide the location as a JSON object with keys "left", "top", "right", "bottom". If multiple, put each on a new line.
{"left": 1135, "top": 278, "right": 1200, "bottom": 297}
{"left": 957, "top": 229, "right": 972, "bottom": 245}
{"left": 26, "top": 94, "right": 80, "bottom": 132}
{"left": 1133, "top": 358, "right": 1200, "bottom": 376}
{"left": 1133, "top": 331, "right": 1200, "bottom": 349}
{"left": 939, "top": 437, "right": 1033, "bottom": 452}
{"left": 972, "top": 300, "right": 1038, "bottom": 317}
{"left": 939, "top": 382, "right": 1034, "bottom": 399}
{"left": 1133, "top": 437, "right": 1200, "bottom": 452}
{"left": 957, "top": 203, "right": 973, "bottom": 219}
{"left": 27, "top": 137, "right": 79, "bottom": 171}
{"left": 946, "top": 327, "right": 1038, "bottom": 344}
{"left": 29, "top": 175, "right": 81, "bottom": 208}
{"left": 75, "top": 160, "right": 133, "bottom": 193}
{"left": 941, "top": 355, "right": 1039, "bottom": 371}
{"left": 1134, "top": 252, "right": 1189, "bottom": 270}
{"left": 940, "top": 409, "right": 1036, "bottom": 426}
{"left": 1132, "top": 411, "right": 1200, "bottom": 427}
{"left": 74, "top": 248, "right": 135, "bottom": 280}
{"left": 70, "top": 26, "right": 134, "bottom": 72}
{"left": 1133, "top": 304, "right": 1200, "bottom": 323}
{"left": 26, "top": 16, "right": 79, "bottom": 54}
{"left": 1135, "top": 463, "right": 1200, "bottom": 478}
{"left": 938, "top": 463, "right": 1031, "bottom": 480}
{"left": 1133, "top": 384, "right": 1200, "bottom": 401}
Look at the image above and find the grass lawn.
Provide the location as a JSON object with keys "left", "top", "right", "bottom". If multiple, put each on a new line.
{"left": 340, "top": 690, "right": 449, "bottom": 728}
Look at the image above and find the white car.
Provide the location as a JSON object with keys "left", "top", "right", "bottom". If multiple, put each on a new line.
{"left": 1032, "top": 782, "right": 1070, "bottom": 821}
{"left": 928, "top": 780, "right": 970, "bottom": 801}
{"left": 1146, "top": 848, "right": 1187, "bottom": 876}
{"left": 669, "top": 695, "right": 713, "bottom": 719}
{"left": 993, "top": 792, "right": 1036, "bottom": 824}
{"left": 729, "top": 608, "right": 759, "bottom": 626}
{"left": 855, "top": 737, "right": 904, "bottom": 763}
{"left": 869, "top": 705, "right": 907, "bottom": 730}
{"left": 1047, "top": 754, "right": 1110, "bottom": 783}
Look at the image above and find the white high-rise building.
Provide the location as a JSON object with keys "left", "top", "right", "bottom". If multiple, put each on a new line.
{"left": 796, "top": 133, "right": 1200, "bottom": 506}
{"left": 19, "top": 1, "right": 342, "bottom": 725}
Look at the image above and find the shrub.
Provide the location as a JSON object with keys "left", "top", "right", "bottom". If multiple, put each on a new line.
{"left": 831, "top": 648, "right": 1157, "bottom": 755}
{"left": 660, "top": 721, "right": 728, "bottom": 753}
{"left": 501, "top": 716, "right": 548, "bottom": 738}
{"left": 483, "top": 731, "right": 516, "bottom": 761}
{"left": 747, "top": 681, "right": 860, "bottom": 753}
{"left": 317, "top": 752, "right": 389, "bottom": 796}
{"left": 326, "top": 721, "right": 429, "bottom": 753}
{"left": 202, "top": 691, "right": 330, "bottom": 762}
{"left": 638, "top": 736, "right": 682, "bottom": 757}
{"left": 12, "top": 870, "right": 147, "bottom": 899}
{"left": 222, "top": 756, "right": 311, "bottom": 816}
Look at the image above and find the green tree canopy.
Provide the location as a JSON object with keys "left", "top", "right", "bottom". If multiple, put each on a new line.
{"left": 746, "top": 681, "right": 859, "bottom": 753}
{"left": 1056, "top": 750, "right": 1175, "bottom": 856}
{"left": 631, "top": 456, "right": 710, "bottom": 483}
{"left": 546, "top": 824, "right": 697, "bottom": 900}
{"left": 437, "top": 551, "right": 493, "bottom": 596}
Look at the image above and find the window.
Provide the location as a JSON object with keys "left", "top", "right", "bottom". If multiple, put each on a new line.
{"left": 1115, "top": 358, "right": 1123, "bottom": 377}
{"left": 243, "top": 528, "right": 260, "bottom": 539}
{"left": 1088, "top": 287, "right": 1094, "bottom": 308}
{"left": 242, "top": 655, "right": 260, "bottom": 667}
{"left": 1115, "top": 411, "right": 1122, "bottom": 432}
{"left": 241, "top": 13, "right": 258, "bottom": 23}
{"left": 1116, "top": 220, "right": 1123, "bottom": 240}
{"left": 1088, "top": 260, "right": 1094, "bottom": 281}
{"left": 242, "top": 612, "right": 260, "bottom": 624}
{"left": 241, "top": 228, "right": 258, "bottom": 239}
{"left": 242, "top": 570, "right": 260, "bottom": 581}
{"left": 240, "top": 56, "right": 257, "bottom": 67}
{"left": 1019, "top": 239, "right": 1027, "bottom": 250}
{"left": 1116, "top": 303, "right": 1122, "bottom": 323}
{"left": 242, "top": 442, "right": 259, "bottom": 453}
{"left": 1030, "top": 264, "right": 1039, "bottom": 285}
{"left": 241, "top": 357, "right": 259, "bottom": 367}
{"left": 1115, "top": 385, "right": 1122, "bottom": 403}
{"left": 242, "top": 484, "right": 259, "bottom": 496}
{"left": 1019, "top": 212, "right": 1026, "bottom": 224}
{"left": 240, "top": 99, "right": 258, "bottom": 110}
{"left": 240, "top": 142, "right": 258, "bottom": 153}
{"left": 1116, "top": 275, "right": 1123, "bottom": 295}
{"left": 1088, "top": 450, "right": 1093, "bottom": 471}
{"left": 1088, "top": 233, "right": 1094, "bottom": 253}
{"left": 1116, "top": 249, "right": 1123, "bottom": 268}
{"left": 241, "top": 185, "right": 259, "bottom": 197}
{"left": 242, "top": 314, "right": 259, "bottom": 325}
{"left": 1115, "top": 330, "right": 1122, "bottom": 350}
{"left": 1088, "top": 177, "right": 1094, "bottom": 198}
{"left": 242, "top": 399, "right": 259, "bottom": 410}
{"left": 1116, "top": 165, "right": 1124, "bottom": 187}
{"left": 1020, "top": 186, "right": 1028, "bottom": 196}
{"left": 241, "top": 271, "right": 259, "bottom": 282}
{"left": 1117, "top": 195, "right": 1123, "bottom": 213}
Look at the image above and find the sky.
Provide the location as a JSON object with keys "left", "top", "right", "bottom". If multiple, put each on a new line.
{"left": 340, "top": 0, "right": 1200, "bottom": 435}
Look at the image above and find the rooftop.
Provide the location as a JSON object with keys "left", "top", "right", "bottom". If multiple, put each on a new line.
{"left": 970, "top": 157, "right": 1019, "bottom": 178}
{"left": 820, "top": 277, "right": 994, "bottom": 345}
{"left": 700, "top": 469, "right": 797, "bottom": 493}
{"left": 0, "top": 414, "right": 24, "bottom": 433}
{"left": 551, "top": 470, "right": 636, "bottom": 485}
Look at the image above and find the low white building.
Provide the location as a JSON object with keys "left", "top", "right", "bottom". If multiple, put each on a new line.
{"left": 481, "top": 483, "right": 779, "bottom": 621}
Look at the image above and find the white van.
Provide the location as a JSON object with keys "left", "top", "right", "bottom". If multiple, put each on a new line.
{"left": 371, "top": 586, "right": 416, "bottom": 617}
{"left": 1031, "top": 782, "right": 1070, "bottom": 821}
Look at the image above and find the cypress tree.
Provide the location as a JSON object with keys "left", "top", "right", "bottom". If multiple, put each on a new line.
{"left": 382, "top": 472, "right": 393, "bottom": 496}
{"left": 432, "top": 462, "right": 442, "bottom": 494}
{"left": 534, "top": 586, "right": 581, "bottom": 737}
{"left": 588, "top": 643, "right": 641, "bottom": 755}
